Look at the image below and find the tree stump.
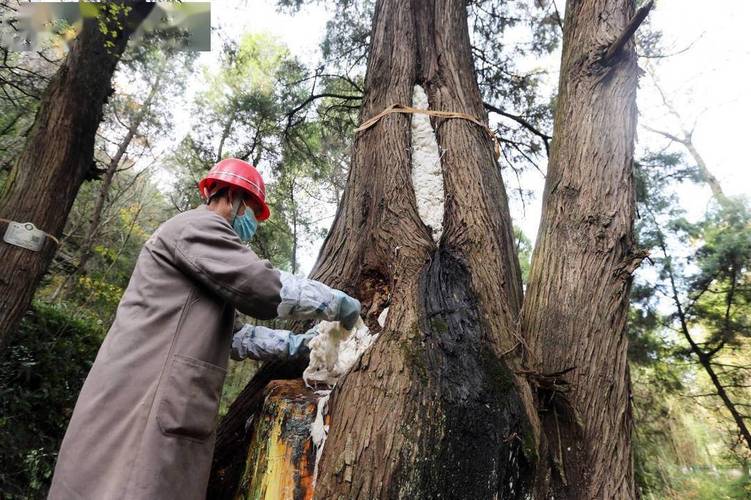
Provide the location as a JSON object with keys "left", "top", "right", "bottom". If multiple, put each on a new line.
{"left": 233, "top": 379, "right": 319, "bottom": 500}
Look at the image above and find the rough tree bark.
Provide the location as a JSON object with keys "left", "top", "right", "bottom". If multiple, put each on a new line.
{"left": 520, "top": 0, "right": 644, "bottom": 497}
{"left": 312, "top": 0, "right": 536, "bottom": 496}
{"left": 0, "top": 2, "right": 154, "bottom": 349}
{"left": 212, "top": 0, "right": 646, "bottom": 498}
{"left": 215, "top": 0, "right": 536, "bottom": 498}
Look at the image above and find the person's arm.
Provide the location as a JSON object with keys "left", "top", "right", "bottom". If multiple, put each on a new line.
{"left": 276, "top": 271, "right": 361, "bottom": 329}
{"left": 173, "top": 209, "right": 360, "bottom": 325}
{"left": 172, "top": 213, "right": 282, "bottom": 319}
{"left": 230, "top": 324, "right": 317, "bottom": 361}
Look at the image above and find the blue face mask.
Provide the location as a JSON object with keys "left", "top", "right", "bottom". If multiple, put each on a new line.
{"left": 232, "top": 205, "right": 258, "bottom": 242}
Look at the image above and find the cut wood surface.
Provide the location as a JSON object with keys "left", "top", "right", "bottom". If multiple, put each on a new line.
{"left": 234, "top": 379, "right": 318, "bottom": 500}
{"left": 209, "top": 358, "right": 308, "bottom": 499}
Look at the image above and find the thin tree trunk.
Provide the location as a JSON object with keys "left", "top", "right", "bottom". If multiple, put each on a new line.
{"left": 520, "top": 0, "right": 643, "bottom": 497}
{"left": 643, "top": 124, "right": 727, "bottom": 203}
{"left": 644, "top": 83, "right": 750, "bottom": 451}
{"left": 642, "top": 65, "right": 728, "bottom": 203}
{"left": 660, "top": 240, "right": 751, "bottom": 452}
{"left": 59, "top": 71, "right": 163, "bottom": 297}
{"left": 698, "top": 355, "right": 751, "bottom": 452}
{"left": 0, "top": 3, "right": 154, "bottom": 349}
{"left": 217, "top": 108, "right": 238, "bottom": 162}
{"left": 684, "top": 139, "right": 726, "bottom": 202}
{"left": 291, "top": 178, "right": 297, "bottom": 275}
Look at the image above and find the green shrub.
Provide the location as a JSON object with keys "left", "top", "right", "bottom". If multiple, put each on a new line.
{"left": 0, "top": 301, "right": 104, "bottom": 499}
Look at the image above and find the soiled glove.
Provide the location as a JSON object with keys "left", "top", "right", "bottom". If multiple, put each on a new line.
{"left": 277, "top": 271, "right": 361, "bottom": 329}
{"left": 231, "top": 324, "right": 318, "bottom": 361}
{"left": 287, "top": 331, "right": 316, "bottom": 358}
{"left": 334, "top": 291, "right": 361, "bottom": 330}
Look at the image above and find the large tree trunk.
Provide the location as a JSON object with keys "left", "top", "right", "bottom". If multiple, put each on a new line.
{"left": 0, "top": 2, "right": 154, "bottom": 348}
{"left": 301, "top": 0, "right": 537, "bottom": 497}
{"left": 212, "top": 0, "right": 646, "bottom": 498}
{"left": 520, "top": 0, "right": 643, "bottom": 497}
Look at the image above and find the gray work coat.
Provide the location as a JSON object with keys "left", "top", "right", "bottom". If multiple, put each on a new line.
{"left": 48, "top": 205, "right": 282, "bottom": 500}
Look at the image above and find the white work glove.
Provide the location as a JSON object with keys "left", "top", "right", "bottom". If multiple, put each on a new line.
{"left": 231, "top": 324, "right": 318, "bottom": 361}
{"left": 277, "top": 271, "right": 361, "bottom": 329}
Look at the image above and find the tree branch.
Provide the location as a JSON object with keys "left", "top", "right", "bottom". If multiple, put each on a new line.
{"left": 551, "top": 0, "right": 564, "bottom": 31}
{"left": 285, "top": 92, "right": 363, "bottom": 134}
{"left": 603, "top": 0, "right": 654, "bottom": 63}
{"left": 485, "top": 102, "right": 551, "bottom": 154}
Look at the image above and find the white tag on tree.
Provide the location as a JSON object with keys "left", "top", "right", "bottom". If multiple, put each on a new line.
{"left": 3, "top": 221, "right": 46, "bottom": 251}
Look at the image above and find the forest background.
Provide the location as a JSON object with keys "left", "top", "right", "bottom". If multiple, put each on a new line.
{"left": 0, "top": 0, "right": 749, "bottom": 498}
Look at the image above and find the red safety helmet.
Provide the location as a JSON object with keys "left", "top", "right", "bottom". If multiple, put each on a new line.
{"left": 198, "top": 158, "right": 270, "bottom": 221}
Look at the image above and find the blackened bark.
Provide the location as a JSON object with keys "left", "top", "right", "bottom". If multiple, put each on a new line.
{"left": 213, "top": 0, "right": 648, "bottom": 497}
{"left": 213, "top": 0, "right": 534, "bottom": 497}
{"left": 312, "top": 0, "right": 534, "bottom": 497}
{"left": 0, "top": 2, "right": 154, "bottom": 348}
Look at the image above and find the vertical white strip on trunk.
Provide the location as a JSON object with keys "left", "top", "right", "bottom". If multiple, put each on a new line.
{"left": 411, "top": 84, "right": 444, "bottom": 243}
{"left": 310, "top": 390, "right": 330, "bottom": 486}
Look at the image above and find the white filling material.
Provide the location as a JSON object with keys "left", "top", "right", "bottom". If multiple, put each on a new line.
{"left": 411, "top": 84, "right": 444, "bottom": 242}
{"left": 304, "top": 318, "right": 378, "bottom": 485}
{"left": 377, "top": 306, "right": 389, "bottom": 328}
{"left": 303, "top": 318, "right": 376, "bottom": 387}
{"left": 310, "top": 390, "right": 330, "bottom": 486}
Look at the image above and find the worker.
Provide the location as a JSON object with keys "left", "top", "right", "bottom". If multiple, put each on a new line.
{"left": 48, "top": 158, "right": 360, "bottom": 500}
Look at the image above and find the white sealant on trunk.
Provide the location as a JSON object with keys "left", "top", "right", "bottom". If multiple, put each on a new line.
{"left": 377, "top": 306, "right": 389, "bottom": 328}
{"left": 303, "top": 319, "right": 376, "bottom": 387}
{"left": 411, "top": 84, "right": 444, "bottom": 242}
{"left": 310, "top": 390, "right": 330, "bottom": 486}
{"left": 304, "top": 318, "right": 378, "bottom": 485}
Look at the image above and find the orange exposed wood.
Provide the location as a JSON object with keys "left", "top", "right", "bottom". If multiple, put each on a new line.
{"left": 234, "top": 379, "right": 318, "bottom": 500}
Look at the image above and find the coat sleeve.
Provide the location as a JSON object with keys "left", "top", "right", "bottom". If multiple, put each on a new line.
{"left": 172, "top": 213, "right": 282, "bottom": 320}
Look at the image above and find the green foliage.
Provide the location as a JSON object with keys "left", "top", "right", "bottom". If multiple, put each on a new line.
{"left": 0, "top": 302, "right": 105, "bottom": 498}
{"left": 513, "top": 226, "right": 532, "bottom": 285}
{"left": 631, "top": 332, "right": 751, "bottom": 498}
{"left": 690, "top": 199, "right": 751, "bottom": 346}
{"left": 219, "top": 359, "right": 261, "bottom": 419}
{"left": 38, "top": 170, "right": 172, "bottom": 322}
{"left": 165, "top": 32, "right": 344, "bottom": 271}
{"left": 631, "top": 147, "right": 751, "bottom": 496}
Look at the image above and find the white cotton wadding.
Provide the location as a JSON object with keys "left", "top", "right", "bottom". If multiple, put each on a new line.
{"left": 304, "top": 318, "right": 378, "bottom": 486}
{"left": 411, "top": 84, "right": 444, "bottom": 242}
{"left": 303, "top": 318, "right": 377, "bottom": 387}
